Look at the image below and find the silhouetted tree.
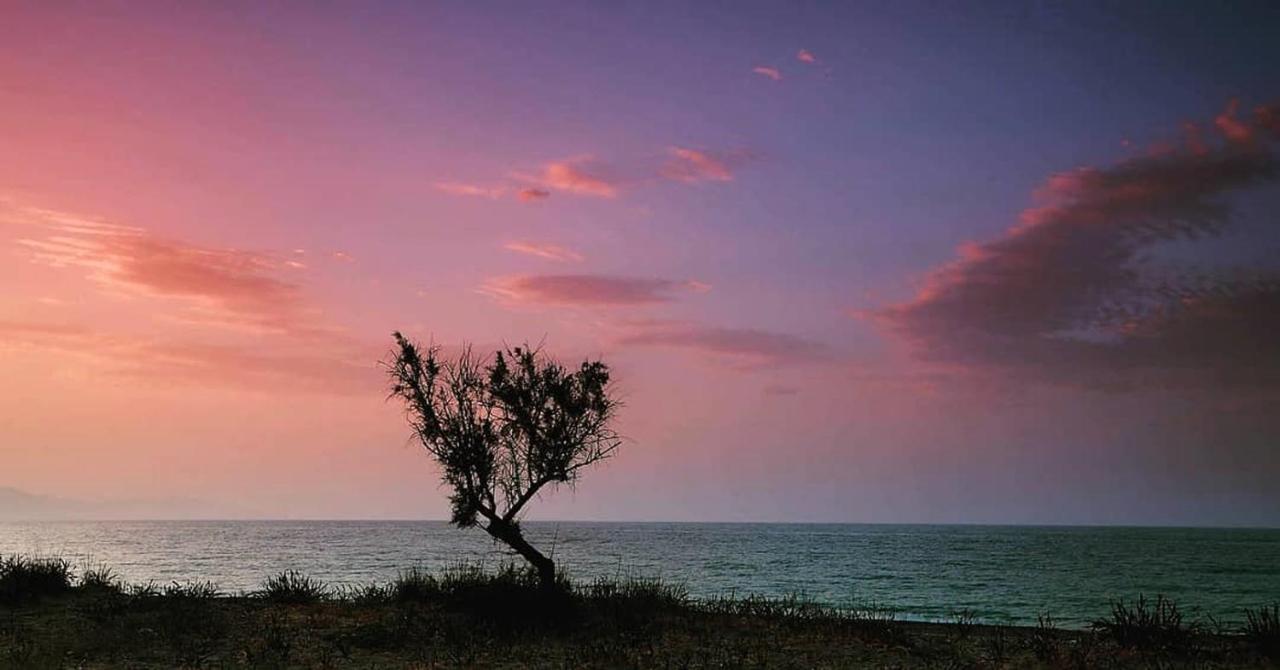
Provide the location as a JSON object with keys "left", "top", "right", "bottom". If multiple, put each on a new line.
{"left": 386, "top": 332, "right": 622, "bottom": 588}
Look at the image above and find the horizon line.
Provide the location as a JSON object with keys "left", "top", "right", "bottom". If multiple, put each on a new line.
{"left": 5, "top": 518, "right": 1278, "bottom": 530}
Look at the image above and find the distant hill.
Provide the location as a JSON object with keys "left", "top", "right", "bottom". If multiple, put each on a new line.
{"left": 0, "top": 486, "right": 248, "bottom": 520}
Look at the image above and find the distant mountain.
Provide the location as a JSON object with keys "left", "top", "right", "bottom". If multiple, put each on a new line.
{"left": 0, "top": 486, "right": 249, "bottom": 520}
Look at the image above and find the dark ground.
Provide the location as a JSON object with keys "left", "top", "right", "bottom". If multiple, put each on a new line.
{"left": 2, "top": 591, "right": 1276, "bottom": 668}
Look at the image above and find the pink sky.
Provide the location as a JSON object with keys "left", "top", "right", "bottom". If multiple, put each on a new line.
{"left": 3, "top": 3, "right": 1279, "bottom": 524}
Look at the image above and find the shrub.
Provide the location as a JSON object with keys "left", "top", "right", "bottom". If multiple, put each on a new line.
{"left": 0, "top": 555, "right": 73, "bottom": 604}
{"left": 587, "top": 576, "right": 688, "bottom": 610}
{"left": 390, "top": 567, "right": 439, "bottom": 603}
{"left": 79, "top": 565, "right": 121, "bottom": 593}
{"left": 1092, "top": 594, "right": 1193, "bottom": 650}
{"left": 419, "top": 562, "right": 577, "bottom": 630}
{"left": 701, "top": 592, "right": 835, "bottom": 622}
{"left": 163, "top": 580, "right": 220, "bottom": 599}
{"left": 1244, "top": 604, "right": 1280, "bottom": 659}
{"left": 1030, "top": 613, "right": 1060, "bottom": 661}
{"left": 128, "top": 581, "right": 161, "bottom": 598}
{"left": 335, "top": 582, "right": 392, "bottom": 604}
{"left": 255, "top": 571, "right": 329, "bottom": 603}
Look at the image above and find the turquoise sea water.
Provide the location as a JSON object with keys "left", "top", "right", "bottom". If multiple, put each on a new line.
{"left": 2, "top": 521, "right": 1277, "bottom": 627}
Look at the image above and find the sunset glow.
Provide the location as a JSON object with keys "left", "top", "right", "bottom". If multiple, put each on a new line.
{"left": 3, "top": 2, "right": 1279, "bottom": 525}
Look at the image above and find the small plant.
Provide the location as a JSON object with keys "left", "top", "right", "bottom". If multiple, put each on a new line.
{"left": 79, "top": 564, "right": 120, "bottom": 592}
{"left": 335, "top": 582, "right": 392, "bottom": 603}
{"left": 1092, "top": 594, "right": 1193, "bottom": 650}
{"left": 435, "top": 562, "right": 573, "bottom": 628}
{"left": 1030, "top": 613, "right": 1060, "bottom": 661}
{"left": 949, "top": 608, "right": 978, "bottom": 640}
{"left": 588, "top": 576, "right": 688, "bottom": 610}
{"left": 1244, "top": 604, "right": 1280, "bottom": 659}
{"left": 982, "top": 626, "right": 1010, "bottom": 665}
{"left": 128, "top": 581, "right": 161, "bottom": 598}
{"left": 255, "top": 571, "right": 329, "bottom": 603}
{"left": 163, "top": 580, "right": 220, "bottom": 599}
{"left": 390, "top": 567, "right": 439, "bottom": 603}
{"left": 0, "top": 555, "right": 73, "bottom": 604}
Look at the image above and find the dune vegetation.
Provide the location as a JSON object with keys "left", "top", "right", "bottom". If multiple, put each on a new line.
{"left": 1, "top": 554, "right": 1277, "bottom": 668}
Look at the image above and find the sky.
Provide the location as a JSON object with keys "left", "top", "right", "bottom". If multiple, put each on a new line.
{"left": 2, "top": 1, "right": 1279, "bottom": 525}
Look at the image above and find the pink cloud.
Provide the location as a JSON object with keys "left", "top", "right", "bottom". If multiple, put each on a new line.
{"left": 524, "top": 157, "right": 619, "bottom": 198}
{"left": 1214, "top": 99, "right": 1253, "bottom": 143}
{"left": 448, "top": 147, "right": 757, "bottom": 200}
{"left": 752, "top": 66, "right": 782, "bottom": 81}
{"left": 1256, "top": 102, "right": 1280, "bottom": 138}
{"left": 433, "top": 181, "right": 505, "bottom": 199}
{"left": 503, "top": 240, "right": 585, "bottom": 263}
{"left": 797, "top": 49, "right": 818, "bottom": 64}
{"left": 870, "top": 98, "right": 1280, "bottom": 389}
{"left": 661, "top": 147, "right": 746, "bottom": 183}
{"left": 518, "top": 187, "right": 551, "bottom": 202}
{"left": 481, "top": 275, "right": 707, "bottom": 306}
{"left": 12, "top": 206, "right": 331, "bottom": 338}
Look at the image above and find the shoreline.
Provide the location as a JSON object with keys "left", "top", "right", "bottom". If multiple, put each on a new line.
{"left": 2, "top": 556, "right": 1277, "bottom": 668}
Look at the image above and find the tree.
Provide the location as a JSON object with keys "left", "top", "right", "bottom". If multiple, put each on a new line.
{"left": 386, "top": 332, "right": 622, "bottom": 588}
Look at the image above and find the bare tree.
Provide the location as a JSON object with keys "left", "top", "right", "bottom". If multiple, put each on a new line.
{"left": 386, "top": 332, "right": 622, "bottom": 588}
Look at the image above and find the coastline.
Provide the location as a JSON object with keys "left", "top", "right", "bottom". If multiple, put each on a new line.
{"left": 1, "top": 556, "right": 1276, "bottom": 668}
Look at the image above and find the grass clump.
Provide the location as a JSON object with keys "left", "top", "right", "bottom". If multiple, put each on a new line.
{"left": 390, "top": 566, "right": 439, "bottom": 602}
{"left": 1092, "top": 593, "right": 1193, "bottom": 650}
{"left": 163, "top": 580, "right": 220, "bottom": 599}
{"left": 587, "top": 575, "right": 688, "bottom": 610}
{"left": 78, "top": 564, "right": 121, "bottom": 593}
{"left": 0, "top": 555, "right": 73, "bottom": 604}
{"left": 1244, "top": 604, "right": 1280, "bottom": 659}
{"left": 255, "top": 570, "right": 329, "bottom": 603}
{"left": 1030, "top": 613, "right": 1061, "bottom": 661}
{"left": 437, "top": 563, "right": 573, "bottom": 628}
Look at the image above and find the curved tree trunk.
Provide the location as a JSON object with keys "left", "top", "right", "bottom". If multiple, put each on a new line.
{"left": 485, "top": 518, "right": 557, "bottom": 589}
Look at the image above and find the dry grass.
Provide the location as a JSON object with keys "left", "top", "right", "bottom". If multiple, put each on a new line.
{"left": 0, "top": 556, "right": 1273, "bottom": 668}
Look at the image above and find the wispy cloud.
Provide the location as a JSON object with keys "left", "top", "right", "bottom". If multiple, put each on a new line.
{"left": 481, "top": 274, "right": 707, "bottom": 306}
{"left": 752, "top": 66, "right": 782, "bottom": 81}
{"left": 0, "top": 319, "right": 378, "bottom": 394}
{"left": 870, "top": 98, "right": 1280, "bottom": 390}
{"left": 438, "top": 146, "right": 758, "bottom": 202}
{"left": 796, "top": 49, "right": 818, "bottom": 64}
{"left": 616, "top": 321, "right": 829, "bottom": 369}
{"left": 1, "top": 202, "right": 378, "bottom": 393}
{"left": 517, "top": 187, "right": 551, "bottom": 202}
{"left": 519, "top": 157, "right": 619, "bottom": 198}
{"left": 433, "top": 181, "right": 505, "bottom": 199}
{"left": 661, "top": 147, "right": 749, "bottom": 184}
{"left": 503, "top": 240, "right": 585, "bottom": 263}
{"left": 8, "top": 205, "right": 336, "bottom": 339}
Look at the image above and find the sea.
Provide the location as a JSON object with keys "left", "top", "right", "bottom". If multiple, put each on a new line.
{"left": 2, "top": 521, "right": 1277, "bottom": 628}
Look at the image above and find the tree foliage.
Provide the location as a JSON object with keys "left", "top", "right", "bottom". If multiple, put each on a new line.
{"left": 386, "top": 332, "right": 622, "bottom": 585}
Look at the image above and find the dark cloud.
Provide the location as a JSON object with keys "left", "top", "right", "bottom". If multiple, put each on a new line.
{"left": 872, "top": 99, "right": 1280, "bottom": 390}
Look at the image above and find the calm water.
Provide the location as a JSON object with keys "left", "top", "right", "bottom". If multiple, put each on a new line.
{"left": 2, "top": 521, "right": 1277, "bottom": 627}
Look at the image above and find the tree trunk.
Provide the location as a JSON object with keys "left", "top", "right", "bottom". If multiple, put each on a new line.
{"left": 485, "top": 518, "right": 557, "bottom": 590}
